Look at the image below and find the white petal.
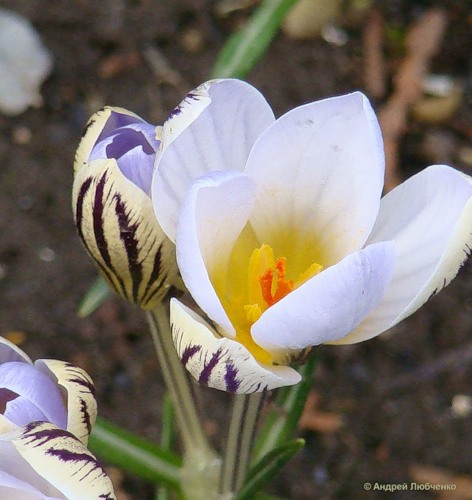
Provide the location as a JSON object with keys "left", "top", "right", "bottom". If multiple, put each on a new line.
{"left": 246, "top": 92, "right": 384, "bottom": 268}
{"left": 152, "top": 79, "right": 275, "bottom": 241}
{"left": 0, "top": 471, "right": 60, "bottom": 499}
{"left": 0, "top": 338, "right": 31, "bottom": 364}
{"left": 176, "top": 171, "right": 256, "bottom": 336}
{"left": 0, "top": 422, "right": 116, "bottom": 500}
{"left": 34, "top": 360, "right": 97, "bottom": 446}
{"left": 171, "top": 299, "right": 300, "bottom": 393}
{"left": 251, "top": 241, "right": 396, "bottom": 352}
{"left": 339, "top": 165, "right": 472, "bottom": 344}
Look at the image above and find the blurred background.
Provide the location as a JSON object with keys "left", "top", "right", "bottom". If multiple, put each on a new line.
{"left": 1, "top": 0, "right": 472, "bottom": 498}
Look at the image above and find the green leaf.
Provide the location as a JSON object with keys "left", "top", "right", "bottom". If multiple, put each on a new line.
{"left": 160, "top": 394, "right": 175, "bottom": 450}
{"left": 253, "top": 355, "right": 316, "bottom": 462}
{"left": 211, "top": 0, "right": 298, "bottom": 79}
{"left": 236, "top": 439, "right": 304, "bottom": 500}
{"left": 77, "top": 276, "right": 111, "bottom": 317}
{"left": 89, "top": 417, "right": 182, "bottom": 491}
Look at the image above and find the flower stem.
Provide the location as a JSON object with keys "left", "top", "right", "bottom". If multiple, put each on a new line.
{"left": 147, "top": 303, "right": 220, "bottom": 498}
{"left": 220, "top": 392, "right": 265, "bottom": 497}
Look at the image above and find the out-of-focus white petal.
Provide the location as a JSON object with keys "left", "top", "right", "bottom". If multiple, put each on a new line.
{"left": 251, "top": 241, "right": 396, "bottom": 352}
{"left": 153, "top": 79, "right": 275, "bottom": 241}
{"left": 246, "top": 92, "right": 384, "bottom": 269}
{"left": 0, "top": 338, "right": 31, "bottom": 364}
{"left": 0, "top": 9, "right": 53, "bottom": 116}
{"left": 338, "top": 165, "right": 472, "bottom": 344}
{"left": 171, "top": 299, "right": 301, "bottom": 393}
{"left": 35, "top": 361, "right": 97, "bottom": 446}
{"left": 0, "top": 422, "right": 115, "bottom": 500}
{"left": 176, "top": 171, "right": 256, "bottom": 336}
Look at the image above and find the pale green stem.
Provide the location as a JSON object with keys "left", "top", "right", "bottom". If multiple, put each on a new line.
{"left": 147, "top": 303, "right": 220, "bottom": 499}
{"left": 220, "top": 393, "right": 265, "bottom": 497}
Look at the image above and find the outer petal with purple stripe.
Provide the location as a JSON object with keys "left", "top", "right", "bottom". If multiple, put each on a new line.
{"left": 0, "top": 422, "right": 115, "bottom": 500}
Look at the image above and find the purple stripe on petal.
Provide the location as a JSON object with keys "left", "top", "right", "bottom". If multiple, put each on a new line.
{"left": 198, "top": 348, "right": 224, "bottom": 385}
{"left": 224, "top": 363, "right": 241, "bottom": 393}
{"left": 105, "top": 128, "right": 155, "bottom": 158}
{"left": 0, "top": 388, "right": 17, "bottom": 412}
{"left": 181, "top": 344, "right": 201, "bottom": 367}
{"left": 75, "top": 176, "right": 93, "bottom": 244}
{"left": 22, "top": 422, "right": 108, "bottom": 480}
{"left": 92, "top": 171, "right": 128, "bottom": 299}
{"left": 114, "top": 193, "right": 142, "bottom": 304}
{"left": 95, "top": 110, "right": 143, "bottom": 145}
{"left": 141, "top": 243, "right": 165, "bottom": 306}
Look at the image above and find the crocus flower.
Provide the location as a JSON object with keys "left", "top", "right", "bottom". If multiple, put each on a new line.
{"left": 0, "top": 337, "right": 115, "bottom": 499}
{"left": 151, "top": 79, "right": 472, "bottom": 393}
{"left": 73, "top": 106, "right": 178, "bottom": 309}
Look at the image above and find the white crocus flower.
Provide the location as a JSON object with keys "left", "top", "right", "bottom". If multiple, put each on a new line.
{"left": 152, "top": 79, "right": 472, "bottom": 393}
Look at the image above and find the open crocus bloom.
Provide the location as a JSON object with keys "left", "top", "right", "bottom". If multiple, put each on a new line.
{"left": 0, "top": 337, "right": 115, "bottom": 499}
{"left": 152, "top": 79, "right": 472, "bottom": 393}
{"left": 73, "top": 106, "right": 177, "bottom": 309}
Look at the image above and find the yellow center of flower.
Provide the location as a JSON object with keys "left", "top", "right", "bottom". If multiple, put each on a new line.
{"left": 214, "top": 238, "right": 323, "bottom": 365}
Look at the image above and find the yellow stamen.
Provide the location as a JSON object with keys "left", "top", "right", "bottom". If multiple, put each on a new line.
{"left": 215, "top": 241, "right": 324, "bottom": 366}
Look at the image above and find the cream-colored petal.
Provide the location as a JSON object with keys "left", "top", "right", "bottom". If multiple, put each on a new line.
{"left": 0, "top": 415, "right": 16, "bottom": 435}
{"left": 72, "top": 158, "right": 177, "bottom": 309}
{"left": 34, "top": 360, "right": 97, "bottom": 446}
{"left": 0, "top": 422, "right": 116, "bottom": 500}
{"left": 171, "top": 299, "right": 301, "bottom": 393}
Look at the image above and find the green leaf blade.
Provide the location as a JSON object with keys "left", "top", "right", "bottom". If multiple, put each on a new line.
{"left": 77, "top": 276, "right": 111, "bottom": 317}
{"left": 89, "top": 417, "right": 182, "bottom": 491}
{"left": 254, "top": 354, "right": 316, "bottom": 462}
{"left": 236, "top": 439, "right": 305, "bottom": 500}
{"left": 211, "top": 0, "right": 298, "bottom": 79}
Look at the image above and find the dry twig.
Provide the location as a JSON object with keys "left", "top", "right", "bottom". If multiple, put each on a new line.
{"left": 142, "top": 45, "right": 191, "bottom": 94}
{"left": 378, "top": 8, "right": 447, "bottom": 191}
{"left": 363, "top": 7, "right": 386, "bottom": 99}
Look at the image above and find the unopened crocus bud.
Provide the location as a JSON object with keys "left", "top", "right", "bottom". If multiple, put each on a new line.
{"left": 0, "top": 337, "right": 116, "bottom": 499}
{"left": 72, "top": 106, "right": 178, "bottom": 309}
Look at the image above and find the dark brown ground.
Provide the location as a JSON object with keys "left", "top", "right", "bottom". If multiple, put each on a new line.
{"left": 1, "top": 1, "right": 472, "bottom": 498}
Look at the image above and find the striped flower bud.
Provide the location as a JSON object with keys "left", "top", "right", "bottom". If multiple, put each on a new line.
{"left": 72, "top": 107, "right": 177, "bottom": 309}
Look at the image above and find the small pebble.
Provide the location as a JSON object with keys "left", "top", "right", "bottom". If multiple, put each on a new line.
{"left": 451, "top": 394, "right": 472, "bottom": 418}
{"left": 38, "top": 247, "right": 56, "bottom": 262}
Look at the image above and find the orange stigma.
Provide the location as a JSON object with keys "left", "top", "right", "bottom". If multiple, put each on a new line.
{"left": 259, "top": 257, "right": 294, "bottom": 307}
